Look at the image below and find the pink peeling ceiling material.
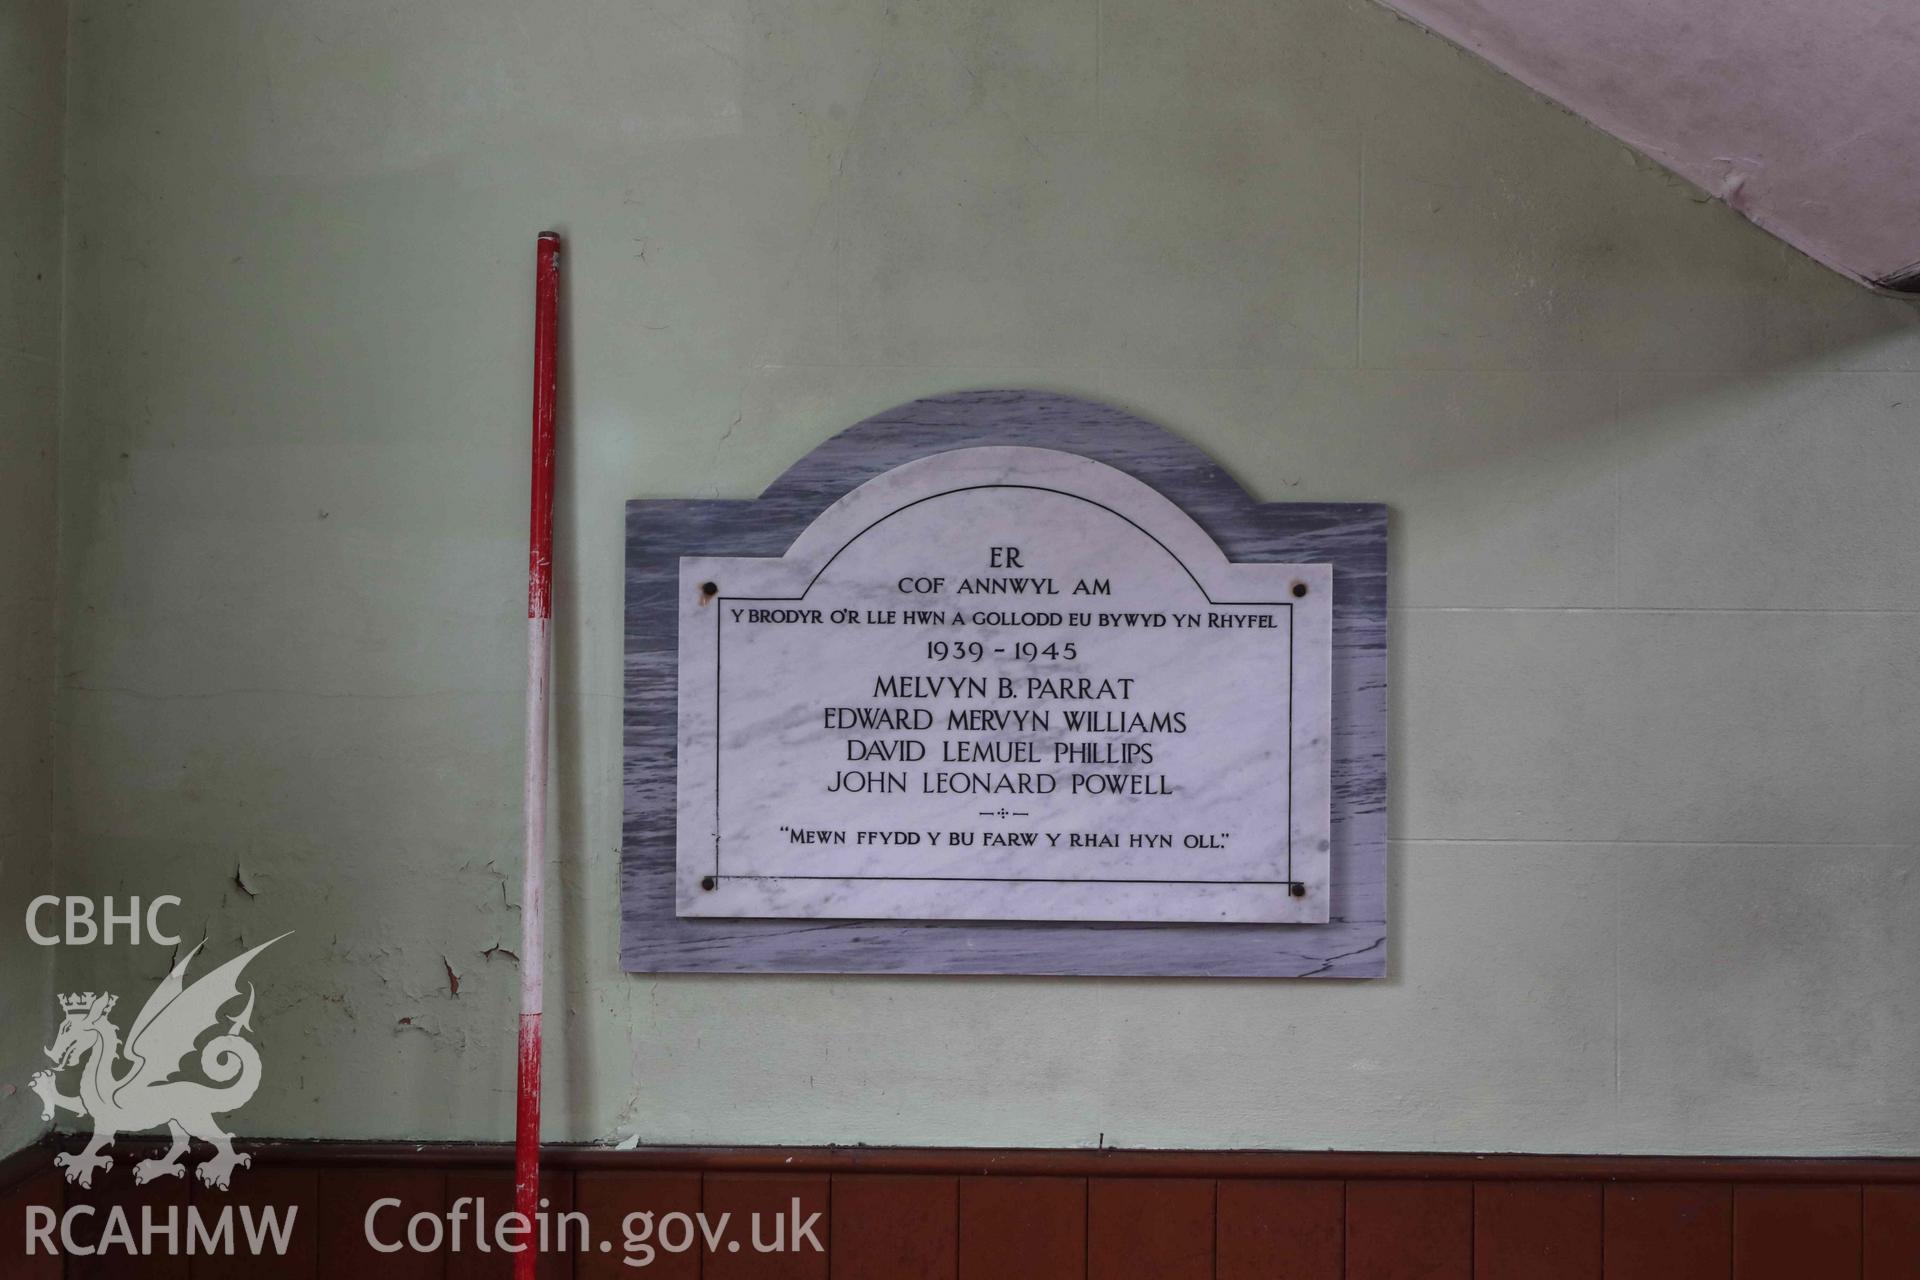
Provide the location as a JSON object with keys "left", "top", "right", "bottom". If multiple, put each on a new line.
{"left": 1380, "top": 0, "right": 1920, "bottom": 291}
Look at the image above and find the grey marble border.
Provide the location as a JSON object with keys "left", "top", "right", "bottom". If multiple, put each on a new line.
{"left": 622, "top": 390, "right": 1387, "bottom": 977}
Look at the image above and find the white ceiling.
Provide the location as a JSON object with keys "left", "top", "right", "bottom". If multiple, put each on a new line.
{"left": 1379, "top": 0, "right": 1920, "bottom": 291}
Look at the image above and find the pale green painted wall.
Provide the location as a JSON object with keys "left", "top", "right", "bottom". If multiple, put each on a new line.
{"left": 23, "top": 0, "right": 1920, "bottom": 1154}
{"left": 0, "top": 0, "right": 64, "bottom": 1158}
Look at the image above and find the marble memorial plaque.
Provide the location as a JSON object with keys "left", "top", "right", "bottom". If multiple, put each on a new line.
{"left": 622, "top": 389, "right": 1388, "bottom": 978}
{"left": 675, "top": 446, "right": 1332, "bottom": 924}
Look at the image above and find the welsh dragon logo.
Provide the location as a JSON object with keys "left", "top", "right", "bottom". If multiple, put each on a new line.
{"left": 29, "top": 934, "right": 287, "bottom": 1190}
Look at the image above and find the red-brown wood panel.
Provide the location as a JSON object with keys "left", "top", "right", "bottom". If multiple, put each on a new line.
{"left": 1474, "top": 1181, "right": 1602, "bottom": 1280}
{"left": 831, "top": 1173, "right": 957, "bottom": 1280}
{"left": 14, "top": 1145, "right": 1916, "bottom": 1279}
{"left": 1604, "top": 1183, "right": 1731, "bottom": 1280}
{"left": 317, "top": 1167, "right": 446, "bottom": 1280}
{"left": 701, "top": 1172, "right": 828, "bottom": 1280}
{"left": 1347, "top": 1181, "right": 1473, "bottom": 1280}
{"left": 1087, "top": 1177, "right": 1213, "bottom": 1280}
{"left": 189, "top": 1165, "right": 318, "bottom": 1279}
{"left": 63, "top": 1162, "right": 190, "bottom": 1280}
{"left": 0, "top": 1167, "right": 64, "bottom": 1280}
{"left": 442, "top": 1169, "right": 573, "bottom": 1280}
{"left": 1215, "top": 1180, "right": 1344, "bottom": 1280}
{"left": 957, "top": 1176, "right": 1086, "bottom": 1280}
{"left": 1867, "top": 1185, "right": 1920, "bottom": 1280}
{"left": 1734, "top": 1184, "right": 1861, "bottom": 1280}
{"left": 573, "top": 1171, "right": 701, "bottom": 1279}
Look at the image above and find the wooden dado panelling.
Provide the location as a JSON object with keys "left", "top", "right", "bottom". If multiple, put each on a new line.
{"left": 5, "top": 1142, "right": 1919, "bottom": 1278}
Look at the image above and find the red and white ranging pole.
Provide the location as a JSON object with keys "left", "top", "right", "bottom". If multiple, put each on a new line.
{"left": 515, "top": 230, "right": 561, "bottom": 1280}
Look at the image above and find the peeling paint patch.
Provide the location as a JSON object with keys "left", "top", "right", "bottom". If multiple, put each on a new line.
{"left": 444, "top": 956, "right": 461, "bottom": 997}
{"left": 233, "top": 864, "right": 258, "bottom": 897}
